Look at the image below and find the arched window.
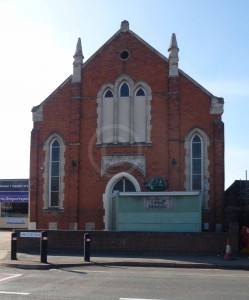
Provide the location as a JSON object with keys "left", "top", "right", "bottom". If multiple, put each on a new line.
{"left": 49, "top": 139, "right": 61, "bottom": 207}
{"left": 43, "top": 134, "right": 65, "bottom": 211}
{"left": 184, "top": 129, "right": 210, "bottom": 209}
{"left": 120, "top": 82, "right": 129, "bottom": 97}
{"left": 96, "top": 76, "right": 152, "bottom": 145}
{"left": 134, "top": 86, "right": 147, "bottom": 142}
{"left": 113, "top": 177, "right": 136, "bottom": 192}
{"left": 135, "top": 87, "right": 145, "bottom": 96}
{"left": 104, "top": 90, "right": 113, "bottom": 98}
{"left": 191, "top": 135, "right": 203, "bottom": 190}
{"left": 102, "top": 88, "right": 114, "bottom": 143}
{"left": 118, "top": 82, "right": 130, "bottom": 142}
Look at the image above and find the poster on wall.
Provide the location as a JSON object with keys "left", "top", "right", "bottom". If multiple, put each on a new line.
{"left": 0, "top": 179, "right": 29, "bottom": 203}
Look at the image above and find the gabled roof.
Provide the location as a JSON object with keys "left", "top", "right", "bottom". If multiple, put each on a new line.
{"left": 81, "top": 20, "right": 218, "bottom": 98}
{"left": 82, "top": 20, "right": 169, "bottom": 70}
{"left": 32, "top": 20, "right": 223, "bottom": 115}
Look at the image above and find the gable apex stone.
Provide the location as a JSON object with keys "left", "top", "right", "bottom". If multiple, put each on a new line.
{"left": 121, "top": 20, "right": 129, "bottom": 32}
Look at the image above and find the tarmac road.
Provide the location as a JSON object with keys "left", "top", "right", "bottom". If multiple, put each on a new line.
{"left": 0, "top": 263, "right": 249, "bottom": 300}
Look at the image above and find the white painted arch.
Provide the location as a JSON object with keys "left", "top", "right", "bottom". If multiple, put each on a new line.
{"left": 103, "top": 172, "right": 141, "bottom": 230}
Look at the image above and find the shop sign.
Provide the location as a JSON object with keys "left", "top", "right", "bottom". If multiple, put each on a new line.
{"left": 0, "top": 180, "right": 28, "bottom": 191}
{"left": 7, "top": 218, "right": 25, "bottom": 224}
{"left": 0, "top": 179, "right": 29, "bottom": 203}
{"left": 144, "top": 196, "right": 172, "bottom": 209}
{"left": 0, "top": 191, "right": 28, "bottom": 202}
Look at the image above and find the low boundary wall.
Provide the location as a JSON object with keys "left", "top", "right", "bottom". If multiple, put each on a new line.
{"left": 15, "top": 223, "right": 239, "bottom": 255}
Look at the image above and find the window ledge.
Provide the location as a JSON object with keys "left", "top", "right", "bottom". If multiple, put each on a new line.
{"left": 43, "top": 208, "right": 64, "bottom": 213}
{"left": 96, "top": 142, "right": 152, "bottom": 148}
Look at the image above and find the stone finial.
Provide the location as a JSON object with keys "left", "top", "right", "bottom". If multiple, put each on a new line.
{"left": 168, "top": 33, "right": 179, "bottom": 77}
{"left": 72, "top": 37, "right": 84, "bottom": 83}
{"left": 168, "top": 33, "right": 179, "bottom": 51}
{"left": 121, "top": 20, "right": 129, "bottom": 32}
{"left": 73, "top": 37, "right": 84, "bottom": 64}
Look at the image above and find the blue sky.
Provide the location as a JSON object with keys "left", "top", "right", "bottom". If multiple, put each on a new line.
{"left": 0, "top": 0, "right": 248, "bottom": 188}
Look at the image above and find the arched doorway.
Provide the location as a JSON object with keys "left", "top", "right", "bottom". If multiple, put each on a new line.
{"left": 103, "top": 172, "right": 141, "bottom": 230}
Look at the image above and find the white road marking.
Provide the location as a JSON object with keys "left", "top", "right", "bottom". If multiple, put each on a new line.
{"left": 0, "top": 274, "right": 30, "bottom": 295}
{"left": 0, "top": 274, "right": 22, "bottom": 282}
{"left": 120, "top": 298, "right": 166, "bottom": 300}
{"left": 0, "top": 291, "right": 30, "bottom": 295}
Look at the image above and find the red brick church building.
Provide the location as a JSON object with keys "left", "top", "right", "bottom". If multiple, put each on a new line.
{"left": 29, "top": 21, "right": 224, "bottom": 231}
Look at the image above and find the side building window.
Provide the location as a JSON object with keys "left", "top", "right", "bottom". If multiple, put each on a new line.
{"left": 96, "top": 75, "right": 152, "bottom": 145}
{"left": 43, "top": 134, "right": 65, "bottom": 210}
{"left": 184, "top": 129, "right": 210, "bottom": 209}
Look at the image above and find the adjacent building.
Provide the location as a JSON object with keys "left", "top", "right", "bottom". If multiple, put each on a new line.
{"left": 29, "top": 21, "right": 224, "bottom": 232}
{"left": 0, "top": 179, "right": 29, "bottom": 228}
{"left": 224, "top": 180, "right": 249, "bottom": 230}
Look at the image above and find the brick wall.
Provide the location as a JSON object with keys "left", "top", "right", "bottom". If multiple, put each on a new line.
{"left": 15, "top": 223, "right": 238, "bottom": 255}
{"left": 30, "top": 29, "right": 224, "bottom": 231}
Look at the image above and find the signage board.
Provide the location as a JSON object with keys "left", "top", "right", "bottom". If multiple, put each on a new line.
{"left": 7, "top": 218, "right": 25, "bottom": 224}
{"left": 0, "top": 179, "right": 29, "bottom": 203}
{"left": 20, "top": 232, "right": 41, "bottom": 238}
{"left": 144, "top": 196, "right": 172, "bottom": 209}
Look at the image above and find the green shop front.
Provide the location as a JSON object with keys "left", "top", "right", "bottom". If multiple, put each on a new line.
{"left": 0, "top": 179, "right": 29, "bottom": 229}
{"left": 112, "top": 191, "right": 202, "bottom": 232}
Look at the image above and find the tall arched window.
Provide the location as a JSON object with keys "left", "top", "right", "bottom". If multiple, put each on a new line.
{"left": 134, "top": 86, "right": 146, "bottom": 142}
{"left": 184, "top": 129, "right": 210, "bottom": 209}
{"left": 120, "top": 82, "right": 129, "bottom": 97}
{"left": 49, "top": 139, "right": 61, "bottom": 207}
{"left": 118, "top": 82, "right": 130, "bottom": 142}
{"left": 43, "top": 134, "right": 65, "bottom": 211}
{"left": 102, "top": 89, "right": 114, "bottom": 143}
{"left": 191, "top": 134, "right": 203, "bottom": 190}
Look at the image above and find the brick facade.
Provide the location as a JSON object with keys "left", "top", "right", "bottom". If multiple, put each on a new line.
{"left": 30, "top": 21, "right": 224, "bottom": 231}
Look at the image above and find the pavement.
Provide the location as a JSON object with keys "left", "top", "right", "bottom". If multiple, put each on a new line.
{"left": 1, "top": 230, "right": 249, "bottom": 270}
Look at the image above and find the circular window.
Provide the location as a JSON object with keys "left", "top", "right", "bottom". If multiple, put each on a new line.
{"left": 120, "top": 50, "right": 130, "bottom": 60}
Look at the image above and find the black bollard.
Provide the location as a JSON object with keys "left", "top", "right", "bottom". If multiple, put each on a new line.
{"left": 84, "top": 233, "right": 91, "bottom": 262}
{"left": 40, "top": 231, "right": 48, "bottom": 263}
{"left": 11, "top": 231, "right": 17, "bottom": 260}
